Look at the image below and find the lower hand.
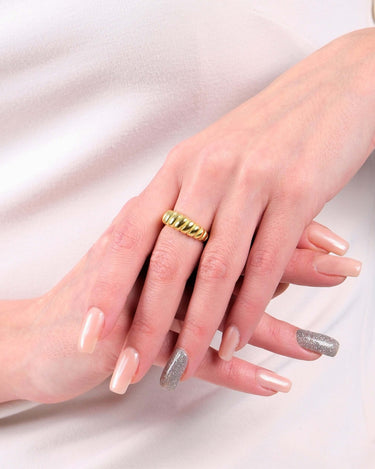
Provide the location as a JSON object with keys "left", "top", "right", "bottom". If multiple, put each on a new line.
{"left": 1, "top": 222, "right": 349, "bottom": 403}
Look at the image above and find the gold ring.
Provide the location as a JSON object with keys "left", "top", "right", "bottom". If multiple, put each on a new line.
{"left": 162, "top": 210, "right": 209, "bottom": 242}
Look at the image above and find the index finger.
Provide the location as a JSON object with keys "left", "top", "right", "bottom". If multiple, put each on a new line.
{"left": 78, "top": 163, "right": 179, "bottom": 352}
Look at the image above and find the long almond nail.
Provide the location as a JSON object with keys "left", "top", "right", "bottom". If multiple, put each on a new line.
{"left": 314, "top": 255, "right": 362, "bottom": 277}
{"left": 109, "top": 347, "right": 139, "bottom": 395}
{"left": 219, "top": 326, "right": 240, "bottom": 361}
{"left": 308, "top": 225, "right": 349, "bottom": 255}
{"left": 296, "top": 329, "right": 339, "bottom": 357}
{"left": 256, "top": 370, "right": 292, "bottom": 393}
{"left": 160, "top": 348, "right": 188, "bottom": 390}
{"left": 77, "top": 307, "right": 105, "bottom": 353}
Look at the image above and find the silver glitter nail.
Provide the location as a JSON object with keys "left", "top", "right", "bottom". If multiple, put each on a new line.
{"left": 296, "top": 329, "right": 340, "bottom": 357}
{"left": 160, "top": 348, "right": 188, "bottom": 390}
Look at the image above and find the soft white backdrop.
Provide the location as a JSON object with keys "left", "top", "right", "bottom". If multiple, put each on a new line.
{"left": 0, "top": 2, "right": 374, "bottom": 467}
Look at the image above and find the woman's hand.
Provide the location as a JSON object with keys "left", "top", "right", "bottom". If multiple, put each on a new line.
{"left": 84, "top": 28, "right": 372, "bottom": 389}
{"left": 0, "top": 223, "right": 351, "bottom": 403}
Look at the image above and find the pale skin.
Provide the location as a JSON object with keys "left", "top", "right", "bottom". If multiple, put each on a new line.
{"left": 0, "top": 219, "right": 353, "bottom": 404}
{"left": 83, "top": 28, "right": 375, "bottom": 386}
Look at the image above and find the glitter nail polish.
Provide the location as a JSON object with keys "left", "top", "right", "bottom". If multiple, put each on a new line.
{"left": 160, "top": 348, "right": 188, "bottom": 390}
{"left": 296, "top": 329, "right": 339, "bottom": 357}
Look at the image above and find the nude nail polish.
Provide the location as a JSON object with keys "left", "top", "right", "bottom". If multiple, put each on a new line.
{"left": 256, "top": 370, "right": 292, "bottom": 393}
{"left": 77, "top": 307, "right": 105, "bottom": 353}
{"left": 160, "top": 348, "right": 188, "bottom": 390}
{"left": 219, "top": 325, "right": 240, "bottom": 361}
{"left": 296, "top": 329, "right": 339, "bottom": 357}
{"left": 314, "top": 255, "right": 362, "bottom": 277}
{"left": 110, "top": 347, "right": 139, "bottom": 395}
{"left": 308, "top": 226, "right": 349, "bottom": 255}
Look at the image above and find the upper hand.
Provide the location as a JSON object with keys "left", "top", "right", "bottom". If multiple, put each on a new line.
{"left": 84, "top": 29, "right": 371, "bottom": 389}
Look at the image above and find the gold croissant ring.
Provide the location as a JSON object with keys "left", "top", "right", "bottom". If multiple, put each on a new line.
{"left": 162, "top": 210, "right": 209, "bottom": 242}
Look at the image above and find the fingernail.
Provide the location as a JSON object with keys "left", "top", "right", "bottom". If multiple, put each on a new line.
{"left": 296, "top": 329, "right": 339, "bottom": 357}
{"left": 160, "top": 348, "right": 188, "bottom": 391}
{"left": 314, "top": 255, "right": 362, "bottom": 277}
{"left": 308, "top": 226, "right": 349, "bottom": 255}
{"left": 256, "top": 370, "right": 292, "bottom": 393}
{"left": 77, "top": 307, "right": 105, "bottom": 353}
{"left": 109, "top": 347, "right": 139, "bottom": 395}
{"left": 218, "top": 325, "right": 240, "bottom": 361}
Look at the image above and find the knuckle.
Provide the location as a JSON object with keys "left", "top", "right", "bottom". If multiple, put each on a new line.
{"left": 183, "top": 317, "right": 207, "bottom": 342}
{"left": 115, "top": 196, "right": 139, "bottom": 221}
{"left": 275, "top": 178, "right": 319, "bottom": 223}
{"left": 111, "top": 218, "right": 143, "bottom": 253}
{"left": 242, "top": 139, "right": 276, "bottom": 172}
{"left": 132, "top": 315, "right": 158, "bottom": 340}
{"left": 149, "top": 243, "right": 179, "bottom": 283}
{"left": 199, "top": 251, "right": 229, "bottom": 281}
{"left": 197, "top": 139, "right": 235, "bottom": 177}
{"left": 189, "top": 134, "right": 241, "bottom": 187}
{"left": 276, "top": 172, "right": 312, "bottom": 207}
{"left": 282, "top": 181, "right": 307, "bottom": 204}
{"left": 248, "top": 248, "right": 275, "bottom": 276}
{"left": 267, "top": 319, "right": 283, "bottom": 344}
{"left": 222, "top": 357, "right": 239, "bottom": 383}
{"left": 165, "top": 140, "right": 190, "bottom": 168}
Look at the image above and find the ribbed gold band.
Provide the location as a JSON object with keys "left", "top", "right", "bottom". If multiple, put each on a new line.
{"left": 162, "top": 210, "right": 209, "bottom": 242}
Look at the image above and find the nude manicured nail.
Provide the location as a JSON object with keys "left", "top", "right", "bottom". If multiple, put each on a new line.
{"left": 256, "top": 370, "right": 292, "bottom": 393}
{"left": 110, "top": 347, "right": 139, "bottom": 395}
{"left": 296, "top": 329, "right": 339, "bottom": 357}
{"left": 77, "top": 307, "right": 105, "bottom": 353}
{"left": 314, "top": 255, "right": 362, "bottom": 277}
{"left": 160, "top": 348, "right": 188, "bottom": 390}
{"left": 219, "top": 325, "right": 240, "bottom": 361}
{"left": 308, "top": 226, "right": 349, "bottom": 255}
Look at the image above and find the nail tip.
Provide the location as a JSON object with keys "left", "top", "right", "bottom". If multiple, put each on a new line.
{"left": 159, "top": 379, "right": 178, "bottom": 391}
{"left": 109, "top": 386, "right": 128, "bottom": 395}
{"left": 326, "top": 339, "right": 340, "bottom": 357}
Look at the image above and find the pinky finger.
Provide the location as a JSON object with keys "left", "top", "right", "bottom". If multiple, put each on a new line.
{"left": 155, "top": 330, "right": 290, "bottom": 395}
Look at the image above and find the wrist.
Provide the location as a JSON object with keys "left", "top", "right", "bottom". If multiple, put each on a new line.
{"left": 0, "top": 298, "right": 39, "bottom": 402}
{"left": 340, "top": 28, "right": 375, "bottom": 98}
{"left": 334, "top": 28, "right": 375, "bottom": 153}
